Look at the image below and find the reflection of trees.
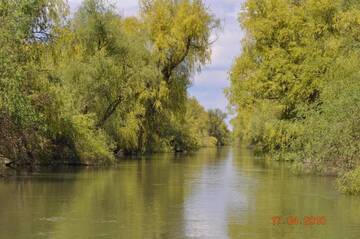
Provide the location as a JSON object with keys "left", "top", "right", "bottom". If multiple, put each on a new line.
{"left": 2, "top": 148, "right": 360, "bottom": 239}
{"left": 228, "top": 146, "right": 360, "bottom": 239}
{"left": 2, "top": 148, "right": 360, "bottom": 238}
{"left": 50, "top": 149, "right": 231, "bottom": 238}
{"left": 47, "top": 160, "right": 187, "bottom": 238}
{"left": 0, "top": 148, "right": 230, "bottom": 239}
{"left": 0, "top": 170, "right": 83, "bottom": 239}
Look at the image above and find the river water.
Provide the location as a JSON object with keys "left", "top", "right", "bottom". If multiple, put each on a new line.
{"left": 0, "top": 147, "right": 360, "bottom": 239}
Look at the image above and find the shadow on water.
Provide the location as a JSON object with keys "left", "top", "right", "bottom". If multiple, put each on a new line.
{"left": 0, "top": 147, "right": 360, "bottom": 239}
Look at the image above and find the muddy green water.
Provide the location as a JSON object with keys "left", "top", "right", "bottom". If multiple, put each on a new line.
{"left": 0, "top": 147, "right": 360, "bottom": 239}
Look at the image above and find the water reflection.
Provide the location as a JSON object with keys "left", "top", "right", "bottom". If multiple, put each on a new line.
{"left": 0, "top": 147, "right": 360, "bottom": 239}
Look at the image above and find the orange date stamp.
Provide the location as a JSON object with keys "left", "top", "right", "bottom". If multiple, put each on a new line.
{"left": 272, "top": 216, "right": 326, "bottom": 225}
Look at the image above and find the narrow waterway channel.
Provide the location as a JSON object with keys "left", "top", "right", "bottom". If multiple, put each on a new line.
{"left": 0, "top": 147, "right": 359, "bottom": 239}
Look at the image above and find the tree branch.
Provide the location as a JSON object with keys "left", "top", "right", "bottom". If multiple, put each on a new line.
{"left": 96, "top": 96, "right": 123, "bottom": 128}
{"left": 162, "top": 37, "right": 192, "bottom": 83}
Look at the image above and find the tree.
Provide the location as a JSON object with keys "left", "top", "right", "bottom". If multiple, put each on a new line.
{"left": 228, "top": 0, "right": 341, "bottom": 153}
{"left": 0, "top": 0, "right": 220, "bottom": 167}
{"left": 228, "top": 0, "right": 360, "bottom": 193}
{"left": 0, "top": 0, "right": 68, "bottom": 166}
{"left": 137, "top": 0, "right": 220, "bottom": 152}
{"left": 207, "top": 109, "right": 230, "bottom": 146}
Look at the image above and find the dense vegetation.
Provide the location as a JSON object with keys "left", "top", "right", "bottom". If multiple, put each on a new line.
{"left": 228, "top": 0, "right": 360, "bottom": 194}
{"left": 0, "top": 0, "right": 229, "bottom": 167}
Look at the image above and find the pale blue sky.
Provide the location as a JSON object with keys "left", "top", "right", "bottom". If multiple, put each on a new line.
{"left": 68, "top": 0, "right": 244, "bottom": 126}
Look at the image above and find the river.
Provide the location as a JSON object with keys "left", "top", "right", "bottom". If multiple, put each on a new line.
{"left": 0, "top": 147, "right": 360, "bottom": 238}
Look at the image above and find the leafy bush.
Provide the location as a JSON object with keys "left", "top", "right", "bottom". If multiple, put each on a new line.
{"left": 290, "top": 54, "right": 360, "bottom": 173}
{"left": 337, "top": 168, "right": 360, "bottom": 195}
{"left": 70, "top": 115, "right": 115, "bottom": 164}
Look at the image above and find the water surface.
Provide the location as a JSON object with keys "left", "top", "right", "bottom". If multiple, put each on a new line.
{"left": 1, "top": 147, "right": 360, "bottom": 238}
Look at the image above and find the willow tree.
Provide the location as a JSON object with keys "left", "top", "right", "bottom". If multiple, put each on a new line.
{"left": 46, "top": 0, "right": 220, "bottom": 158}
{"left": 228, "top": 0, "right": 342, "bottom": 153}
{"left": 0, "top": 0, "right": 68, "bottom": 166}
{"left": 207, "top": 109, "right": 230, "bottom": 146}
{"left": 138, "top": 0, "right": 220, "bottom": 151}
{"left": 46, "top": 0, "right": 160, "bottom": 160}
{"left": 229, "top": 0, "right": 360, "bottom": 193}
{"left": 0, "top": 0, "right": 224, "bottom": 166}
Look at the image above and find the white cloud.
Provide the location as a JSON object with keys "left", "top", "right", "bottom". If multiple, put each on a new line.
{"left": 115, "top": 0, "right": 139, "bottom": 16}
{"left": 188, "top": 0, "right": 245, "bottom": 126}
{"left": 68, "top": 0, "right": 82, "bottom": 11}
{"left": 210, "top": 28, "right": 243, "bottom": 69}
{"left": 192, "top": 69, "right": 229, "bottom": 88}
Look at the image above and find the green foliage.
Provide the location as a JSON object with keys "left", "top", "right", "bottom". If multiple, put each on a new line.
{"left": 0, "top": 0, "right": 68, "bottom": 165}
{"left": 290, "top": 54, "right": 360, "bottom": 172}
{"left": 138, "top": 0, "right": 220, "bottom": 152}
{"left": 207, "top": 109, "right": 230, "bottom": 146}
{"left": 167, "top": 98, "right": 222, "bottom": 151}
{"left": 337, "top": 167, "right": 360, "bottom": 195}
{"left": 229, "top": 0, "right": 360, "bottom": 193}
{"left": 70, "top": 114, "right": 115, "bottom": 164}
{"left": 0, "top": 0, "right": 224, "bottom": 166}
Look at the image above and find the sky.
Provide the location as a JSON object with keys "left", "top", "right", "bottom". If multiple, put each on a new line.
{"left": 68, "top": 0, "right": 244, "bottom": 126}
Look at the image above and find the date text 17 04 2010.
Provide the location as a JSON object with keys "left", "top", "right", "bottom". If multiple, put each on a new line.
{"left": 272, "top": 216, "right": 326, "bottom": 225}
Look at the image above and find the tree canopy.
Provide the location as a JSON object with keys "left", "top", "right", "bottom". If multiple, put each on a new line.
{"left": 228, "top": 0, "right": 360, "bottom": 194}
{"left": 0, "top": 0, "right": 229, "bottom": 167}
